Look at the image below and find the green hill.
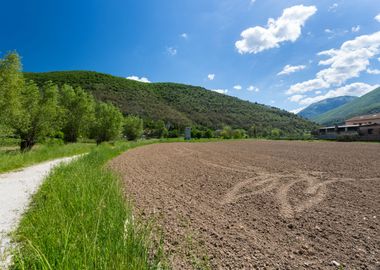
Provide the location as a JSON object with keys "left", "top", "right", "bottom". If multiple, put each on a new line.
{"left": 298, "top": 96, "right": 357, "bottom": 119}
{"left": 24, "top": 71, "right": 316, "bottom": 135}
{"left": 313, "top": 87, "right": 380, "bottom": 125}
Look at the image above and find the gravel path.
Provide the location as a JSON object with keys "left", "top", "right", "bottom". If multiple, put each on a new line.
{"left": 110, "top": 141, "right": 380, "bottom": 269}
{"left": 0, "top": 156, "right": 79, "bottom": 269}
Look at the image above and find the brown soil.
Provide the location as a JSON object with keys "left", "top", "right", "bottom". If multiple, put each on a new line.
{"left": 110, "top": 141, "right": 380, "bottom": 270}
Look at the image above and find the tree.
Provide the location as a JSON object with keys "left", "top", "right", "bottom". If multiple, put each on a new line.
{"left": 59, "top": 84, "right": 95, "bottom": 142}
{"left": 0, "top": 52, "right": 23, "bottom": 128}
{"left": 204, "top": 129, "right": 213, "bottom": 138}
{"left": 220, "top": 126, "right": 233, "bottom": 139}
{"left": 15, "top": 82, "right": 62, "bottom": 151}
{"left": 91, "top": 102, "right": 123, "bottom": 145}
{"left": 123, "top": 115, "right": 143, "bottom": 141}
{"left": 232, "top": 129, "right": 247, "bottom": 139}
{"left": 248, "top": 125, "right": 258, "bottom": 138}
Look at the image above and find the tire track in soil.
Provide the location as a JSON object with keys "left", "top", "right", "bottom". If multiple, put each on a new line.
{"left": 110, "top": 141, "right": 380, "bottom": 270}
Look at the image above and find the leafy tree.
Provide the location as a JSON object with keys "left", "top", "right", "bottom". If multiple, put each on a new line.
{"left": 15, "top": 82, "right": 61, "bottom": 151}
{"left": 232, "top": 129, "right": 247, "bottom": 139}
{"left": 91, "top": 102, "right": 123, "bottom": 145}
{"left": 59, "top": 84, "right": 95, "bottom": 142}
{"left": 248, "top": 125, "right": 258, "bottom": 138}
{"left": 204, "top": 129, "right": 213, "bottom": 138}
{"left": 191, "top": 128, "right": 202, "bottom": 139}
{"left": 271, "top": 128, "right": 281, "bottom": 138}
{"left": 220, "top": 126, "right": 233, "bottom": 139}
{"left": 0, "top": 52, "right": 23, "bottom": 127}
{"left": 123, "top": 115, "right": 143, "bottom": 141}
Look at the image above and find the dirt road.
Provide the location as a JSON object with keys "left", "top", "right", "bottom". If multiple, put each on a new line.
{"left": 110, "top": 141, "right": 380, "bottom": 269}
{"left": 0, "top": 156, "right": 79, "bottom": 269}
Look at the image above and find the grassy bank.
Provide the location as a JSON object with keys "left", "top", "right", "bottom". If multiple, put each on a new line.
{"left": 12, "top": 141, "right": 166, "bottom": 270}
{"left": 0, "top": 143, "right": 95, "bottom": 173}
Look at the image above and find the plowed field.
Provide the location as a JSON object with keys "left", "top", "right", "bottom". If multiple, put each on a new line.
{"left": 110, "top": 141, "right": 380, "bottom": 269}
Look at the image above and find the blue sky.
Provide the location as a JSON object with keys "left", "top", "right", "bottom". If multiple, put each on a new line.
{"left": 1, "top": 0, "right": 379, "bottom": 112}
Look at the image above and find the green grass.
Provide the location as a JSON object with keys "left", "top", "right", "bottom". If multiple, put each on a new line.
{"left": 11, "top": 141, "right": 167, "bottom": 270}
{"left": 0, "top": 143, "right": 95, "bottom": 173}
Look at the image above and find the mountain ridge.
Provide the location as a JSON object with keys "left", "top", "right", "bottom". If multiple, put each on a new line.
{"left": 312, "top": 87, "right": 380, "bottom": 125}
{"left": 298, "top": 96, "right": 358, "bottom": 120}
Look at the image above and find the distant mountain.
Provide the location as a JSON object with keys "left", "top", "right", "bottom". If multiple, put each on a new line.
{"left": 298, "top": 96, "right": 358, "bottom": 119}
{"left": 313, "top": 87, "right": 380, "bottom": 125}
{"left": 24, "top": 71, "right": 316, "bottom": 135}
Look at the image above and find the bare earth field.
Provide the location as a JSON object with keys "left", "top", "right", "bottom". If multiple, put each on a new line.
{"left": 110, "top": 141, "right": 380, "bottom": 269}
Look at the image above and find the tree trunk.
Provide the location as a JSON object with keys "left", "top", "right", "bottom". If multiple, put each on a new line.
{"left": 20, "top": 138, "right": 35, "bottom": 152}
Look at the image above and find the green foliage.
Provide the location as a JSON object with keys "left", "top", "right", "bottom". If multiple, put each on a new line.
{"left": 91, "top": 102, "right": 124, "bottom": 144}
{"left": 24, "top": 71, "right": 317, "bottom": 136}
{"left": 59, "top": 84, "right": 95, "bottom": 142}
{"left": 0, "top": 52, "right": 23, "bottom": 126}
{"left": 248, "top": 125, "right": 258, "bottom": 138}
{"left": 12, "top": 142, "right": 166, "bottom": 269}
{"left": 232, "top": 129, "right": 247, "bottom": 139}
{"left": 123, "top": 115, "right": 143, "bottom": 141}
{"left": 220, "top": 126, "right": 233, "bottom": 139}
{"left": 204, "top": 129, "right": 214, "bottom": 138}
{"left": 313, "top": 87, "right": 380, "bottom": 125}
{"left": 13, "top": 81, "right": 62, "bottom": 151}
{"left": 271, "top": 128, "right": 281, "bottom": 138}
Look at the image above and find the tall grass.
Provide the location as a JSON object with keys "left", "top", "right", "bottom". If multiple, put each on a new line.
{"left": 0, "top": 143, "right": 94, "bottom": 173}
{"left": 11, "top": 141, "right": 166, "bottom": 270}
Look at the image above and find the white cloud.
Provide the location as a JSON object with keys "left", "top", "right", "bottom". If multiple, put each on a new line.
{"left": 277, "top": 64, "right": 306, "bottom": 75}
{"left": 293, "top": 82, "right": 379, "bottom": 106}
{"left": 367, "top": 68, "right": 380, "bottom": 75}
{"left": 287, "top": 31, "right": 380, "bottom": 94}
{"left": 328, "top": 3, "right": 338, "bottom": 12}
{"left": 212, "top": 89, "right": 228, "bottom": 95}
{"left": 247, "top": 85, "right": 260, "bottom": 92}
{"left": 233, "top": 85, "right": 242, "bottom": 90}
{"left": 352, "top": 25, "right": 360, "bottom": 33}
{"left": 250, "top": 0, "right": 256, "bottom": 4}
{"left": 126, "top": 76, "right": 151, "bottom": 83}
{"left": 287, "top": 78, "right": 329, "bottom": 95}
{"left": 166, "top": 47, "right": 177, "bottom": 56}
{"left": 315, "top": 90, "right": 322, "bottom": 95}
{"left": 325, "top": 28, "right": 333, "bottom": 34}
{"left": 235, "top": 5, "right": 317, "bottom": 54}
{"left": 290, "top": 106, "right": 306, "bottom": 114}
{"left": 208, "top": 74, "right": 215, "bottom": 80}
{"left": 181, "top": 33, "right": 188, "bottom": 39}
{"left": 375, "top": 13, "right": 380, "bottom": 23}
{"left": 289, "top": 94, "right": 305, "bottom": 102}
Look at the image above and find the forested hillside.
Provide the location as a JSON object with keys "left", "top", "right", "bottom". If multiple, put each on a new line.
{"left": 312, "top": 87, "right": 380, "bottom": 125}
{"left": 298, "top": 96, "right": 357, "bottom": 120}
{"left": 25, "top": 71, "right": 316, "bottom": 136}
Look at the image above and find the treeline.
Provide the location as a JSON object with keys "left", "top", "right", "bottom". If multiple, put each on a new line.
{"left": 0, "top": 53, "right": 158, "bottom": 151}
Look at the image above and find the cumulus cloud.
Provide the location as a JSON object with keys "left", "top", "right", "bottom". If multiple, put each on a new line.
{"left": 291, "top": 83, "right": 379, "bottom": 106}
{"left": 375, "top": 13, "right": 380, "bottom": 23}
{"left": 235, "top": 5, "right": 317, "bottom": 54}
{"left": 288, "top": 94, "right": 305, "bottom": 102}
{"left": 233, "top": 85, "right": 242, "bottom": 90}
{"left": 208, "top": 74, "right": 215, "bottom": 80}
{"left": 287, "top": 31, "right": 380, "bottom": 94}
{"left": 277, "top": 64, "right": 306, "bottom": 75}
{"left": 352, "top": 25, "right": 360, "bottom": 33}
{"left": 367, "top": 68, "right": 380, "bottom": 75}
{"left": 166, "top": 47, "right": 177, "bottom": 56}
{"left": 212, "top": 89, "right": 228, "bottom": 95}
{"left": 126, "top": 76, "right": 151, "bottom": 83}
{"left": 247, "top": 85, "right": 260, "bottom": 92}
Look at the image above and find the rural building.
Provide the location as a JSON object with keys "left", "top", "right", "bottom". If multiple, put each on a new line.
{"left": 314, "top": 114, "right": 380, "bottom": 141}
{"left": 345, "top": 114, "right": 380, "bottom": 125}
